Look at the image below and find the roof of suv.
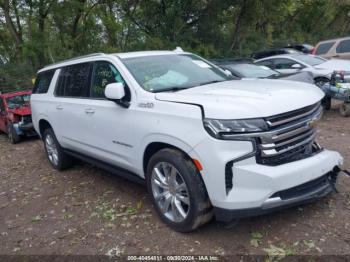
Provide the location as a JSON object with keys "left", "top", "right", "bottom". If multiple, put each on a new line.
{"left": 317, "top": 36, "right": 350, "bottom": 44}
{"left": 40, "top": 50, "right": 186, "bottom": 72}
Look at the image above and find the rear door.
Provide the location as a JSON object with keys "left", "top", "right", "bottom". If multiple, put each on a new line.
{"left": 51, "top": 62, "right": 93, "bottom": 152}
{"left": 0, "top": 98, "right": 6, "bottom": 132}
{"left": 335, "top": 39, "right": 350, "bottom": 60}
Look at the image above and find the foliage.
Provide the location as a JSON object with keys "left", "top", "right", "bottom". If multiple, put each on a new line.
{"left": 1, "top": 0, "right": 350, "bottom": 90}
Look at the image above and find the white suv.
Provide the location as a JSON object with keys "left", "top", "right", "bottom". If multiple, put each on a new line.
{"left": 31, "top": 51, "right": 343, "bottom": 232}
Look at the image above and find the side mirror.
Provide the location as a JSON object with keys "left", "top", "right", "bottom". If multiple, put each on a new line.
{"left": 105, "top": 82, "right": 129, "bottom": 108}
{"left": 291, "top": 63, "right": 302, "bottom": 69}
{"left": 224, "top": 69, "right": 232, "bottom": 76}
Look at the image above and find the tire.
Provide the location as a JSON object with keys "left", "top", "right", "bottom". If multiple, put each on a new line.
{"left": 314, "top": 77, "right": 330, "bottom": 88}
{"left": 43, "top": 128, "right": 74, "bottom": 170}
{"left": 339, "top": 103, "right": 350, "bottom": 117}
{"left": 146, "top": 148, "right": 213, "bottom": 232}
{"left": 321, "top": 96, "right": 332, "bottom": 110}
{"left": 7, "top": 123, "right": 20, "bottom": 144}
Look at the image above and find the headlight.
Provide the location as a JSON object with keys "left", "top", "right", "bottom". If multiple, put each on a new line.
{"left": 203, "top": 118, "right": 268, "bottom": 138}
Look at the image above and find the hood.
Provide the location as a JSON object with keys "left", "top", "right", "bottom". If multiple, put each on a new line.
{"left": 155, "top": 79, "right": 324, "bottom": 119}
{"left": 315, "top": 59, "right": 350, "bottom": 71}
{"left": 8, "top": 106, "right": 31, "bottom": 116}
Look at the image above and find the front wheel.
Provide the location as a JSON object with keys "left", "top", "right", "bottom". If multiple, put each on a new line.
{"left": 146, "top": 148, "right": 213, "bottom": 232}
{"left": 7, "top": 123, "right": 20, "bottom": 144}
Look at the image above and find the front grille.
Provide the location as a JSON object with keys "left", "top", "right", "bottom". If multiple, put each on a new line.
{"left": 257, "top": 102, "right": 322, "bottom": 166}
{"left": 22, "top": 115, "right": 32, "bottom": 123}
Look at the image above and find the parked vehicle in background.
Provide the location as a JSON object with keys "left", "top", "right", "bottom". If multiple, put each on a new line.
{"left": 284, "top": 43, "right": 314, "bottom": 54}
{"left": 254, "top": 54, "right": 350, "bottom": 87}
{"left": 0, "top": 90, "right": 36, "bottom": 143}
{"left": 217, "top": 62, "right": 314, "bottom": 84}
{"left": 31, "top": 51, "right": 343, "bottom": 232}
{"left": 313, "top": 37, "right": 350, "bottom": 59}
{"left": 320, "top": 71, "right": 350, "bottom": 116}
{"left": 251, "top": 48, "right": 301, "bottom": 60}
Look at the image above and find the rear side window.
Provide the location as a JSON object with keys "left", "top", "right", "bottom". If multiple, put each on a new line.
{"left": 255, "top": 59, "right": 274, "bottom": 68}
{"left": 315, "top": 42, "right": 335, "bottom": 55}
{"left": 273, "top": 58, "right": 296, "bottom": 69}
{"left": 336, "top": 39, "right": 350, "bottom": 53}
{"left": 32, "top": 70, "right": 55, "bottom": 94}
{"left": 55, "top": 63, "right": 92, "bottom": 97}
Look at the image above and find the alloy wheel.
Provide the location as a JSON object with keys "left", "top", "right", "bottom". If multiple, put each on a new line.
{"left": 45, "top": 134, "right": 59, "bottom": 166}
{"left": 151, "top": 162, "right": 190, "bottom": 222}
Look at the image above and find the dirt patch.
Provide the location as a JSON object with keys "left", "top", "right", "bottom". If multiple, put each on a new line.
{"left": 0, "top": 104, "right": 350, "bottom": 257}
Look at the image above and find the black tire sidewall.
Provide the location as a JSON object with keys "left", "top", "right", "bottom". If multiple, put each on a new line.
{"left": 146, "top": 149, "right": 209, "bottom": 232}
{"left": 43, "top": 128, "right": 65, "bottom": 170}
{"left": 8, "top": 123, "right": 19, "bottom": 144}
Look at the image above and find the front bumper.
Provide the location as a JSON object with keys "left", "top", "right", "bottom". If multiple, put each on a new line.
{"left": 214, "top": 170, "right": 338, "bottom": 222}
{"left": 190, "top": 135, "right": 343, "bottom": 220}
{"left": 13, "top": 122, "right": 36, "bottom": 136}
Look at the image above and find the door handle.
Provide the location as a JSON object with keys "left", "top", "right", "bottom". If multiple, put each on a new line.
{"left": 84, "top": 108, "right": 95, "bottom": 114}
{"left": 56, "top": 105, "right": 63, "bottom": 110}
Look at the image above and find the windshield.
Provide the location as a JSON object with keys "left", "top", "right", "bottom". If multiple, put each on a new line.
{"left": 121, "top": 54, "right": 231, "bottom": 92}
{"left": 6, "top": 94, "right": 30, "bottom": 109}
{"left": 226, "top": 63, "right": 279, "bottom": 78}
{"left": 294, "top": 55, "right": 326, "bottom": 66}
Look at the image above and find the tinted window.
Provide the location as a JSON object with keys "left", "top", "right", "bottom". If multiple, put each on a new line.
{"left": 273, "top": 58, "right": 297, "bottom": 69}
{"left": 315, "top": 42, "right": 335, "bottom": 55}
{"left": 91, "top": 61, "right": 125, "bottom": 98}
{"left": 56, "top": 63, "right": 92, "bottom": 97}
{"left": 336, "top": 39, "right": 350, "bottom": 53}
{"left": 255, "top": 60, "right": 274, "bottom": 68}
{"left": 33, "top": 70, "right": 55, "bottom": 94}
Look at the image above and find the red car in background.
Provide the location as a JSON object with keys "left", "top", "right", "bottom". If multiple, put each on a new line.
{"left": 0, "top": 90, "right": 37, "bottom": 143}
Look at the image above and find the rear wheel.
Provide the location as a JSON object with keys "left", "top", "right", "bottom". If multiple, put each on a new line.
{"left": 43, "top": 128, "right": 74, "bottom": 170}
{"left": 146, "top": 148, "right": 213, "bottom": 232}
{"left": 339, "top": 103, "right": 350, "bottom": 117}
{"left": 7, "top": 123, "right": 20, "bottom": 144}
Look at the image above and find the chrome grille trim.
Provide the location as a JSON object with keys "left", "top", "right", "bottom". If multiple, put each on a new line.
{"left": 266, "top": 102, "right": 321, "bottom": 127}
{"left": 261, "top": 132, "right": 316, "bottom": 157}
{"left": 258, "top": 102, "right": 322, "bottom": 165}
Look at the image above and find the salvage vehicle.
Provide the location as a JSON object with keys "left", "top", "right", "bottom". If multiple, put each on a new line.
{"left": 31, "top": 51, "right": 344, "bottom": 232}
{"left": 313, "top": 37, "right": 350, "bottom": 60}
{"left": 251, "top": 48, "right": 301, "bottom": 60}
{"left": 0, "top": 90, "right": 36, "bottom": 143}
{"left": 284, "top": 43, "right": 314, "bottom": 54}
{"left": 254, "top": 54, "right": 350, "bottom": 87}
{"left": 216, "top": 62, "right": 314, "bottom": 84}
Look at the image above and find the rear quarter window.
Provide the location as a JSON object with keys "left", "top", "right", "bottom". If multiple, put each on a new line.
{"left": 336, "top": 39, "right": 350, "bottom": 53}
{"left": 315, "top": 41, "right": 335, "bottom": 55}
{"left": 32, "top": 70, "right": 55, "bottom": 94}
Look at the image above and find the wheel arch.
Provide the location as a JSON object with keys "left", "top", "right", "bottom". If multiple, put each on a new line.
{"left": 38, "top": 119, "right": 53, "bottom": 138}
{"left": 143, "top": 142, "right": 193, "bottom": 174}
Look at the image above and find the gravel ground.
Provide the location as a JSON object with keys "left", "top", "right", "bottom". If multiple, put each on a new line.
{"left": 0, "top": 104, "right": 349, "bottom": 259}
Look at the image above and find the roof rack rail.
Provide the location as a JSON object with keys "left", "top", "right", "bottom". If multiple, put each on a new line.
{"left": 44, "top": 53, "right": 106, "bottom": 68}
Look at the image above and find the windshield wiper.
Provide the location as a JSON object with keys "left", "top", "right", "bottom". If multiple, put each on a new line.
{"left": 152, "top": 86, "right": 194, "bottom": 93}
{"left": 199, "top": 80, "right": 226, "bottom": 86}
